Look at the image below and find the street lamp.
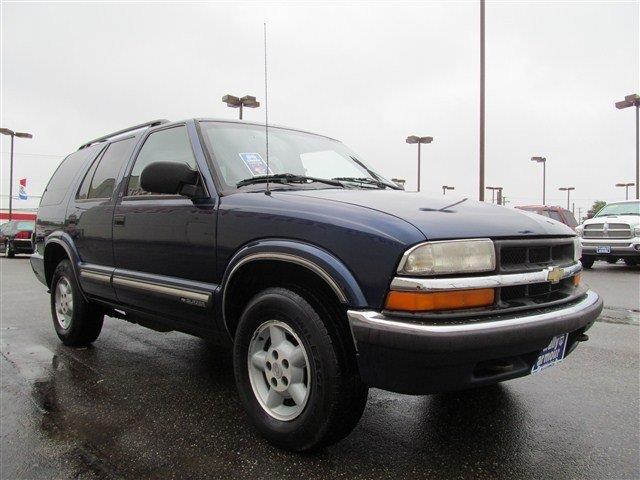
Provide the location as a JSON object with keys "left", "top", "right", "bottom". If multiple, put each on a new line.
{"left": 615, "top": 93, "right": 639, "bottom": 199}
{"left": 615, "top": 182, "right": 635, "bottom": 200}
{"left": 485, "top": 185, "right": 502, "bottom": 204}
{"left": 222, "top": 94, "right": 260, "bottom": 120}
{"left": 442, "top": 185, "right": 455, "bottom": 195}
{"left": 531, "top": 156, "right": 547, "bottom": 205}
{"left": 558, "top": 186, "right": 575, "bottom": 210}
{"left": 406, "top": 135, "right": 433, "bottom": 192}
{"left": 0, "top": 128, "right": 33, "bottom": 221}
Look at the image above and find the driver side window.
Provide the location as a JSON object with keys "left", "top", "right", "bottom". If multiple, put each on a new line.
{"left": 127, "top": 126, "right": 197, "bottom": 197}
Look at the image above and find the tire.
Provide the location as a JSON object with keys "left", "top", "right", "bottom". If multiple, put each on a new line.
{"left": 4, "top": 242, "right": 15, "bottom": 258}
{"left": 233, "top": 287, "right": 368, "bottom": 451}
{"left": 624, "top": 258, "right": 639, "bottom": 266}
{"left": 605, "top": 258, "right": 618, "bottom": 264}
{"left": 581, "top": 256, "right": 595, "bottom": 269}
{"left": 50, "top": 259, "right": 104, "bottom": 346}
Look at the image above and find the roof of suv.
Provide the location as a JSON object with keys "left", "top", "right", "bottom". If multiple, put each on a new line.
{"left": 78, "top": 118, "right": 339, "bottom": 150}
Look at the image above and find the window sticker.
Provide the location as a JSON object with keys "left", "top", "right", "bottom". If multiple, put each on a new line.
{"left": 239, "top": 153, "right": 273, "bottom": 177}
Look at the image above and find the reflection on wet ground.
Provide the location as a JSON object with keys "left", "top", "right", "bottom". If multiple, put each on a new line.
{"left": 1, "top": 257, "right": 639, "bottom": 479}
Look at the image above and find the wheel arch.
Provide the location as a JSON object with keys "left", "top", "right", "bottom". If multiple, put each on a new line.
{"left": 43, "top": 233, "right": 83, "bottom": 292}
{"left": 220, "top": 239, "right": 367, "bottom": 336}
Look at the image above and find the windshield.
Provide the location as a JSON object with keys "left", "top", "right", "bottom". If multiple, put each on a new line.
{"left": 594, "top": 202, "right": 640, "bottom": 217}
{"left": 198, "top": 121, "right": 392, "bottom": 190}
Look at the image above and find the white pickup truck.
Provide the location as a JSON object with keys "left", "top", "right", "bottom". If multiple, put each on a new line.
{"left": 577, "top": 200, "right": 640, "bottom": 268}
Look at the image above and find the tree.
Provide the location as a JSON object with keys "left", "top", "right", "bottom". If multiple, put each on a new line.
{"left": 587, "top": 200, "right": 606, "bottom": 218}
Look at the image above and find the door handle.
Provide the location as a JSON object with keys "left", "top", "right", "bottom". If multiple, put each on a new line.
{"left": 114, "top": 214, "right": 126, "bottom": 226}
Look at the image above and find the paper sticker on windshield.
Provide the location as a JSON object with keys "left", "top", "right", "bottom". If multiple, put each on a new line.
{"left": 239, "top": 153, "right": 272, "bottom": 177}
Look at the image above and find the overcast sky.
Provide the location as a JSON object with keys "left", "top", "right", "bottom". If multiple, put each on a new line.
{"left": 1, "top": 1, "right": 638, "bottom": 217}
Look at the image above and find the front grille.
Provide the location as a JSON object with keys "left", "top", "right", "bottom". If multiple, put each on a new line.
{"left": 496, "top": 238, "right": 574, "bottom": 272}
{"left": 583, "top": 223, "right": 632, "bottom": 239}
{"left": 499, "top": 277, "right": 575, "bottom": 307}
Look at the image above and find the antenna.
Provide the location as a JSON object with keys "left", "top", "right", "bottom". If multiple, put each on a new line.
{"left": 264, "top": 22, "right": 271, "bottom": 196}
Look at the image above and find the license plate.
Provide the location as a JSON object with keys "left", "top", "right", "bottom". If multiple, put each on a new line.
{"left": 596, "top": 246, "right": 611, "bottom": 254}
{"left": 531, "top": 334, "right": 568, "bottom": 374}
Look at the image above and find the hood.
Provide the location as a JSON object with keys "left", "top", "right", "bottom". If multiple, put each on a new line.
{"left": 278, "top": 189, "right": 575, "bottom": 240}
{"left": 581, "top": 215, "right": 640, "bottom": 227}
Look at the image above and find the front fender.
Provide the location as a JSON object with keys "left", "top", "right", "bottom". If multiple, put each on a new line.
{"left": 220, "top": 238, "right": 368, "bottom": 316}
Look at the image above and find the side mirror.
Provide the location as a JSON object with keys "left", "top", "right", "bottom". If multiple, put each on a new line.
{"left": 140, "top": 161, "right": 203, "bottom": 198}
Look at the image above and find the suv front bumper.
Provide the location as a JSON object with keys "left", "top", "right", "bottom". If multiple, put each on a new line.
{"left": 581, "top": 238, "right": 640, "bottom": 257}
{"left": 347, "top": 290, "right": 603, "bottom": 395}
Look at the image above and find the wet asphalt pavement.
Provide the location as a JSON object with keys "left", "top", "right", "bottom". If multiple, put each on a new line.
{"left": 1, "top": 257, "right": 639, "bottom": 479}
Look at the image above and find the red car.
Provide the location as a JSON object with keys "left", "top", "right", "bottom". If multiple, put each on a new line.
{"left": 0, "top": 220, "right": 35, "bottom": 257}
{"left": 515, "top": 205, "right": 578, "bottom": 230}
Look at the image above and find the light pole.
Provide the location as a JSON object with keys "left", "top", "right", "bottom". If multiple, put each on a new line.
{"left": 479, "top": 0, "right": 485, "bottom": 201}
{"left": 531, "top": 156, "right": 547, "bottom": 205}
{"left": 222, "top": 94, "right": 260, "bottom": 120}
{"left": 485, "top": 186, "right": 502, "bottom": 204}
{"left": 615, "top": 93, "right": 639, "bottom": 199}
{"left": 615, "top": 182, "right": 635, "bottom": 200}
{"left": 558, "top": 186, "right": 575, "bottom": 210}
{"left": 406, "top": 135, "right": 433, "bottom": 192}
{"left": 442, "top": 185, "right": 455, "bottom": 195}
{"left": 0, "top": 128, "right": 33, "bottom": 221}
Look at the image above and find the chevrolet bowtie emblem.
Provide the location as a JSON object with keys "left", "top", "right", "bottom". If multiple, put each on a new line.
{"left": 547, "top": 266, "right": 564, "bottom": 284}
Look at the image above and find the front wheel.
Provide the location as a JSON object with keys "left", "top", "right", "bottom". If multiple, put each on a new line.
{"left": 581, "top": 256, "right": 595, "bottom": 269}
{"left": 233, "top": 287, "right": 368, "bottom": 451}
{"left": 50, "top": 259, "right": 104, "bottom": 346}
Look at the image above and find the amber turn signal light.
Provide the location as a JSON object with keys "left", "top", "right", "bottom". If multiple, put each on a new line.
{"left": 385, "top": 288, "right": 495, "bottom": 312}
{"left": 573, "top": 274, "right": 581, "bottom": 286}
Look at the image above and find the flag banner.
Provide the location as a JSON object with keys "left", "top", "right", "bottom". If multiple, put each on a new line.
{"left": 18, "top": 178, "right": 27, "bottom": 200}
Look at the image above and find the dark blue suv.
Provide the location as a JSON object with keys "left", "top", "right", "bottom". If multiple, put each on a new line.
{"left": 31, "top": 119, "right": 603, "bottom": 451}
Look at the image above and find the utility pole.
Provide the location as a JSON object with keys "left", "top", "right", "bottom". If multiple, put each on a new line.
{"left": 614, "top": 94, "right": 639, "bottom": 199}
{"left": 615, "top": 182, "right": 635, "bottom": 200}
{"left": 559, "top": 187, "right": 575, "bottom": 210}
{"left": 406, "top": 135, "right": 433, "bottom": 192}
{"left": 479, "top": 0, "right": 486, "bottom": 201}
{"left": 222, "top": 94, "right": 260, "bottom": 120}
{"left": 531, "top": 156, "right": 547, "bottom": 205}
{"left": 0, "top": 128, "right": 33, "bottom": 220}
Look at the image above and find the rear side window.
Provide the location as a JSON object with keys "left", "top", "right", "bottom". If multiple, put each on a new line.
{"left": 85, "top": 137, "right": 136, "bottom": 199}
{"left": 41, "top": 145, "right": 102, "bottom": 206}
{"left": 126, "top": 126, "right": 197, "bottom": 196}
{"left": 548, "top": 211, "right": 563, "bottom": 222}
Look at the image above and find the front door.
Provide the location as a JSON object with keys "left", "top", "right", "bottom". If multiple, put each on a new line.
{"left": 112, "top": 124, "right": 217, "bottom": 329}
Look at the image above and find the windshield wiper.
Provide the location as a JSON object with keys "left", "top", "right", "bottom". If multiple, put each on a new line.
{"left": 332, "top": 177, "right": 397, "bottom": 189}
{"left": 236, "top": 173, "right": 344, "bottom": 188}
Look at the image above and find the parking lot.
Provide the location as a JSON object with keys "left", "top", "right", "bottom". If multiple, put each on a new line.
{"left": 1, "top": 256, "right": 638, "bottom": 480}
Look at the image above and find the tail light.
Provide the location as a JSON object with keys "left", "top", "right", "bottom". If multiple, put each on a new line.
{"left": 15, "top": 230, "right": 31, "bottom": 239}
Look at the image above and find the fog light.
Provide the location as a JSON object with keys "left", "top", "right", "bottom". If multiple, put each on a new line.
{"left": 385, "top": 289, "right": 495, "bottom": 312}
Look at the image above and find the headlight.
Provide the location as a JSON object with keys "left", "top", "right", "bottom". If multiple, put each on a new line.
{"left": 573, "top": 237, "right": 582, "bottom": 261}
{"left": 634, "top": 226, "right": 640, "bottom": 238}
{"left": 575, "top": 225, "right": 584, "bottom": 237}
{"left": 398, "top": 239, "right": 496, "bottom": 276}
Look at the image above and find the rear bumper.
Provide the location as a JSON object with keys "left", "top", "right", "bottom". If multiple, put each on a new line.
{"left": 30, "top": 253, "right": 47, "bottom": 286}
{"left": 8, "top": 239, "right": 34, "bottom": 253}
{"left": 347, "top": 290, "right": 603, "bottom": 395}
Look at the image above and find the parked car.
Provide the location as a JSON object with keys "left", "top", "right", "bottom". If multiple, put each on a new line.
{"left": 31, "top": 119, "right": 603, "bottom": 451}
{"left": 515, "top": 205, "right": 578, "bottom": 230}
{"left": 0, "top": 220, "right": 35, "bottom": 257}
{"left": 576, "top": 200, "right": 640, "bottom": 268}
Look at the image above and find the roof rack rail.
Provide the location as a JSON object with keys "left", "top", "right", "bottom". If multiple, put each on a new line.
{"left": 78, "top": 119, "right": 170, "bottom": 150}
